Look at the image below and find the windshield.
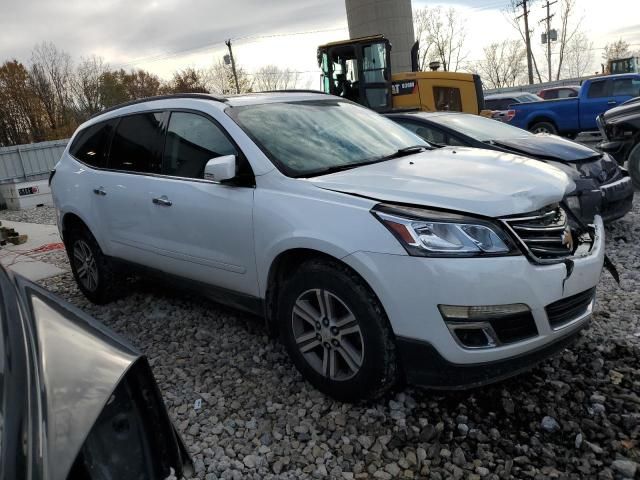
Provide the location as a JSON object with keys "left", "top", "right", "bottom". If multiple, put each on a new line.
{"left": 227, "top": 100, "right": 427, "bottom": 177}
{"left": 430, "top": 114, "right": 533, "bottom": 142}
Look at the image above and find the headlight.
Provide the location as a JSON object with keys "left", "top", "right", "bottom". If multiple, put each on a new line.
{"left": 372, "top": 203, "right": 517, "bottom": 257}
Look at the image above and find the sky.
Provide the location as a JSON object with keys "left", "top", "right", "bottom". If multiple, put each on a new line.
{"left": 1, "top": 0, "right": 639, "bottom": 87}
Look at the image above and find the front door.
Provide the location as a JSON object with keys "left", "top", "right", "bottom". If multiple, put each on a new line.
{"left": 580, "top": 79, "right": 612, "bottom": 130}
{"left": 148, "top": 111, "right": 258, "bottom": 297}
{"left": 359, "top": 42, "right": 392, "bottom": 111}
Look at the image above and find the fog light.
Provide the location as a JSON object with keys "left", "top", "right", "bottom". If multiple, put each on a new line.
{"left": 439, "top": 303, "right": 530, "bottom": 321}
{"left": 439, "top": 303, "right": 536, "bottom": 349}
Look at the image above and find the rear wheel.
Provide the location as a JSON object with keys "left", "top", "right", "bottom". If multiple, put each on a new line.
{"left": 66, "top": 226, "right": 120, "bottom": 304}
{"left": 530, "top": 121, "right": 558, "bottom": 135}
{"left": 627, "top": 143, "right": 640, "bottom": 189}
{"left": 278, "top": 259, "right": 398, "bottom": 402}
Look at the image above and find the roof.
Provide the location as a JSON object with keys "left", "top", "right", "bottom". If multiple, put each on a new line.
{"left": 86, "top": 90, "right": 331, "bottom": 124}
{"left": 539, "top": 85, "right": 580, "bottom": 91}
{"left": 318, "top": 35, "right": 387, "bottom": 49}
{"left": 385, "top": 110, "right": 462, "bottom": 120}
{"left": 484, "top": 92, "right": 539, "bottom": 100}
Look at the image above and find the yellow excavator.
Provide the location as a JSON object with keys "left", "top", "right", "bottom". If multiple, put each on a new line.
{"left": 317, "top": 35, "right": 485, "bottom": 114}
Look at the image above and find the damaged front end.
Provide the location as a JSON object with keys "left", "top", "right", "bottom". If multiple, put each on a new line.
{"left": 597, "top": 98, "right": 640, "bottom": 188}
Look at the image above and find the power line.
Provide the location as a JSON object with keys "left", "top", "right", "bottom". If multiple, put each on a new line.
{"left": 112, "top": 26, "right": 346, "bottom": 69}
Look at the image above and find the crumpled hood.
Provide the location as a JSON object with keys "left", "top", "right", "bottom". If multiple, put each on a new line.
{"left": 309, "top": 147, "right": 573, "bottom": 217}
{"left": 491, "top": 134, "right": 602, "bottom": 162}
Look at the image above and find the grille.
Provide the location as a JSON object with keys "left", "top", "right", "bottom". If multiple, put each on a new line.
{"left": 545, "top": 288, "right": 596, "bottom": 329}
{"left": 503, "top": 205, "right": 574, "bottom": 262}
{"left": 488, "top": 312, "right": 538, "bottom": 344}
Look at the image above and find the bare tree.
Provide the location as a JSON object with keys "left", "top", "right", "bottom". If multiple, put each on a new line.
{"left": 413, "top": 6, "right": 468, "bottom": 71}
{"left": 253, "top": 65, "right": 299, "bottom": 91}
{"left": 205, "top": 58, "right": 252, "bottom": 94}
{"left": 474, "top": 40, "right": 528, "bottom": 89}
{"left": 562, "top": 31, "right": 594, "bottom": 78}
{"left": 73, "top": 55, "right": 109, "bottom": 116}
{"left": 506, "top": 1, "right": 544, "bottom": 83}
{"left": 602, "top": 39, "right": 631, "bottom": 61}
{"left": 553, "top": 0, "right": 586, "bottom": 80}
{"left": 30, "top": 42, "right": 74, "bottom": 134}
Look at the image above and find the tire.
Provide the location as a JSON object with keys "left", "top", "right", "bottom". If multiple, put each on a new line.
{"left": 278, "top": 259, "right": 397, "bottom": 402}
{"left": 627, "top": 143, "right": 640, "bottom": 189}
{"left": 65, "top": 225, "right": 120, "bottom": 304}
{"left": 530, "top": 121, "right": 558, "bottom": 135}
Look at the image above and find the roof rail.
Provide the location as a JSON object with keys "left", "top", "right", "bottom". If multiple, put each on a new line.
{"left": 89, "top": 93, "right": 227, "bottom": 119}
{"left": 254, "top": 89, "right": 328, "bottom": 95}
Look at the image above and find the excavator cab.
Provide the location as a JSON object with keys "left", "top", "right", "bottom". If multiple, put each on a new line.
{"left": 317, "top": 35, "right": 392, "bottom": 112}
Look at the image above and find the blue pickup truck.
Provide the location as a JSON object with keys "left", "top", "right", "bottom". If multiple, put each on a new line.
{"left": 507, "top": 74, "right": 640, "bottom": 136}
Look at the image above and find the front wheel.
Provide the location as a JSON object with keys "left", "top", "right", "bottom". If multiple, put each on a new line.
{"left": 530, "top": 121, "right": 558, "bottom": 135}
{"left": 66, "top": 226, "right": 120, "bottom": 304}
{"left": 278, "top": 259, "right": 398, "bottom": 402}
{"left": 627, "top": 143, "right": 640, "bottom": 189}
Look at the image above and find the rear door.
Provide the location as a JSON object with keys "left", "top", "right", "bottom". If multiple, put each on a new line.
{"left": 579, "top": 79, "right": 611, "bottom": 130}
{"left": 611, "top": 76, "right": 640, "bottom": 105}
{"left": 96, "top": 111, "right": 167, "bottom": 266}
{"left": 148, "top": 110, "right": 258, "bottom": 296}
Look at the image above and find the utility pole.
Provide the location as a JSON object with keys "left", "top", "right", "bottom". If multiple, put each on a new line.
{"left": 516, "top": 0, "right": 534, "bottom": 84}
{"left": 540, "top": 0, "right": 557, "bottom": 82}
{"left": 225, "top": 39, "right": 240, "bottom": 94}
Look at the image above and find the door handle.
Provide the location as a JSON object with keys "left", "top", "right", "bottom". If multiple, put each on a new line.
{"left": 152, "top": 196, "right": 172, "bottom": 207}
{"left": 607, "top": 100, "right": 617, "bottom": 105}
{"left": 93, "top": 187, "right": 106, "bottom": 196}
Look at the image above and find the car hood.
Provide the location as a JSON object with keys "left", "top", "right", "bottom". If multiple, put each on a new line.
{"left": 309, "top": 147, "right": 572, "bottom": 217}
{"left": 490, "top": 134, "right": 602, "bottom": 163}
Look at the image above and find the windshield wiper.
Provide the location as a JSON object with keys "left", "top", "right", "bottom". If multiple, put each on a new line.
{"left": 299, "top": 145, "right": 432, "bottom": 178}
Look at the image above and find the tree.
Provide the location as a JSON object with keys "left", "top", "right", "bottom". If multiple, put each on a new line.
{"left": 553, "top": 0, "right": 587, "bottom": 81}
{"left": 204, "top": 58, "right": 252, "bottom": 94}
{"left": 30, "top": 42, "right": 74, "bottom": 136}
{"left": 562, "top": 32, "right": 594, "bottom": 78}
{"left": 506, "top": 0, "right": 543, "bottom": 83}
{"left": 73, "top": 55, "right": 109, "bottom": 116}
{"left": 166, "top": 67, "right": 209, "bottom": 93}
{"left": 603, "top": 39, "right": 631, "bottom": 62}
{"left": 253, "top": 65, "right": 299, "bottom": 91}
{"left": 474, "top": 40, "right": 527, "bottom": 89}
{"left": 0, "top": 60, "right": 48, "bottom": 145}
{"left": 413, "top": 6, "right": 468, "bottom": 71}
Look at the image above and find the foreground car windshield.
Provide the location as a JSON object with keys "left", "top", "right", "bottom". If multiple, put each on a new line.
{"left": 433, "top": 114, "right": 533, "bottom": 142}
{"left": 227, "top": 100, "right": 427, "bottom": 177}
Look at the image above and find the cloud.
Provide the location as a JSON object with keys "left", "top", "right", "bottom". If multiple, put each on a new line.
{"left": 0, "top": 0, "right": 346, "bottom": 66}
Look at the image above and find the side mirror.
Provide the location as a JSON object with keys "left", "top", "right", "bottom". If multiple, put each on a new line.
{"left": 204, "top": 155, "right": 236, "bottom": 182}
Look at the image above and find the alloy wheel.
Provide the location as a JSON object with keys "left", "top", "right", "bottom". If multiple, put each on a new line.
{"left": 291, "top": 288, "right": 364, "bottom": 381}
{"left": 73, "top": 240, "right": 98, "bottom": 291}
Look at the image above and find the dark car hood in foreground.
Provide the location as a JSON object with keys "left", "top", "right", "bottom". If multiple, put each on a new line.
{"left": 490, "top": 134, "right": 602, "bottom": 163}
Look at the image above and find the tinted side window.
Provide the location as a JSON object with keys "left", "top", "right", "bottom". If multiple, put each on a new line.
{"left": 544, "top": 90, "right": 558, "bottom": 99}
{"left": 433, "top": 87, "right": 462, "bottom": 112}
{"left": 163, "top": 112, "right": 237, "bottom": 179}
{"left": 395, "top": 119, "right": 447, "bottom": 144}
{"left": 612, "top": 78, "right": 640, "bottom": 97}
{"left": 587, "top": 81, "right": 608, "bottom": 98}
{"left": 109, "top": 113, "right": 163, "bottom": 173}
{"left": 69, "top": 121, "right": 114, "bottom": 167}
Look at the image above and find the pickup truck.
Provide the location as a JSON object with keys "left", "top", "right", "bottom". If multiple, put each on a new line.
{"left": 507, "top": 74, "right": 640, "bottom": 136}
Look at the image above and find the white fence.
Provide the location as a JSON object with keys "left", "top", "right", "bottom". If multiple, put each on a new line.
{"left": 0, "top": 139, "right": 69, "bottom": 184}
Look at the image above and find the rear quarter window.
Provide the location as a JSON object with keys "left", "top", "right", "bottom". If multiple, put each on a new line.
{"left": 69, "top": 121, "right": 115, "bottom": 168}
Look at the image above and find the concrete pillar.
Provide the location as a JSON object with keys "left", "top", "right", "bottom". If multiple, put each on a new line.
{"left": 346, "top": 0, "right": 415, "bottom": 73}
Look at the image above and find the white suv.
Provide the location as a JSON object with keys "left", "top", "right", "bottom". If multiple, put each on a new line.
{"left": 52, "top": 92, "right": 605, "bottom": 401}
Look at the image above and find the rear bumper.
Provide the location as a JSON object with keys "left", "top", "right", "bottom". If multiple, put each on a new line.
{"left": 396, "top": 320, "right": 587, "bottom": 389}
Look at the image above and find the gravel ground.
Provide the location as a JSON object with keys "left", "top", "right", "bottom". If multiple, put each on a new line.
{"left": 0, "top": 205, "right": 57, "bottom": 225}
{"left": 35, "top": 202, "right": 640, "bottom": 480}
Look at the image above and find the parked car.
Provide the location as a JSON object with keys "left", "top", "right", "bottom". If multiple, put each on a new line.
{"left": 386, "top": 111, "right": 634, "bottom": 223}
{"left": 538, "top": 85, "right": 581, "bottom": 100}
{"left": 484, "top": 92, "right": 544, "bottom": 122}
{"left": 507, "top": 74, "right": 640, "bottom": 135}
{"left": 0, "top": 264, "right": 190, "bottom": 479}
{"left": 598, "top": 96, "right": 640, "bottom": 188}
{"left": 52, "top": 92, "right": 605, "bottom": 402}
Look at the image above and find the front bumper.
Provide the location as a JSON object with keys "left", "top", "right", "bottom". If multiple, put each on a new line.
{"left": 343, "top": 216, "right": 605, "bottom": 387}
{"left": 599, "top": 170, "right": 634, "bottom": 222}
